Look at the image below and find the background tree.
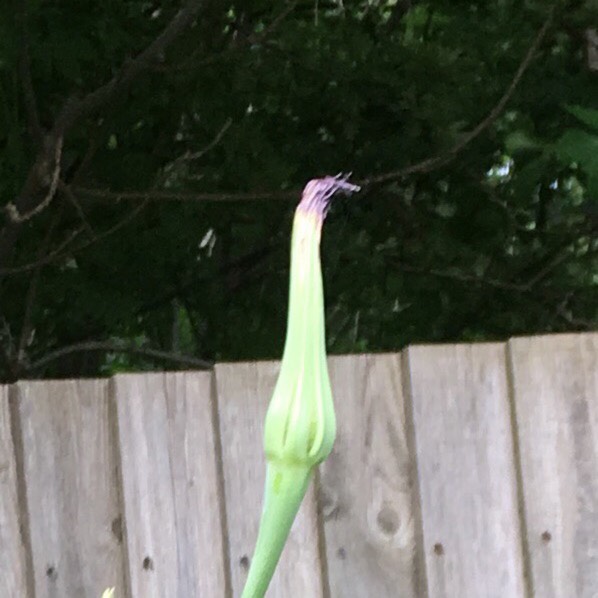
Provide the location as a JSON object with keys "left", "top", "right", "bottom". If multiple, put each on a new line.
{"left": 0, "top": 0, "right": 596, "bottom": 382}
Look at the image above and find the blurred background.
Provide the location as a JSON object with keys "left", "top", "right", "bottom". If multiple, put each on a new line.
{"left": 0, "top": 0, "right": 596, "bottom": 381}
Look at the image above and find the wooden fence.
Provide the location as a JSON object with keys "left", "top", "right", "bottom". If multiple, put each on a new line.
{"left": 1, "top": 333, "right": 597, "bottom": 597}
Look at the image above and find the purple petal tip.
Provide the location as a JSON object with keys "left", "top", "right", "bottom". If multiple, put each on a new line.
{"left": 298, "top": 173, "right": 360, "bottom": 218}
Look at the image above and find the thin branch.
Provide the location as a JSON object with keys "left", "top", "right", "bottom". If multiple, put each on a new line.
{"left": 17, "top": 268, "right": 41, "bottom": 360}
{"left": 5, "top": 137, "right": 63, "bottom": 223}
{"left": 52, "top": 0, "right": 206, "bottom": 136}
{"left": 0, "top": 317, "right": 18, "bottom": 380}
{"left": 15, "top": 0, "right": 42, "bottom": 143}
{"left": 398, "top": 261, "right": 530, "bottom": 292}
{"left": 27, "top": 340, "right": 213, "bottom": 373}
{"left": 71, "top": 186, "right": 298, "bottom": 203}
{"left": 71, "top": 200, "right": 148, "bottom": 252}
{"left": 16, "top": 209, "right": 63, "bottom": 362}
{"left": 0, "top": 227, "right": 85, "bottom": 275}
{"left": 535, "top": 290, "right": 595, "bottom": 330}
{"left": 0, "top": 341, "right": 16, "bottom": 379}
{"left": 361, "top": 10, "right": 555, "bottom": 186}
{"left": 0, "top": 198, "right": 148, "bottom": 276}
{"left": 170, "top": 117, "right": 232, "bottom": 165}
{"left": 553, "top": 303, "right": 595, "bottom": 330}
{"left": 247, "top": 1, "right": 299, "bottom": 45}
{"left": 396, "top": 241, "right": 595, "bottom": 298}
{"left": 138, "top": 240, "right": 279, "bottom": 315}
{"left": 525, "top": 245, "right": 574, "bottom": 288}
{"left": 58, "top": 181, "right": 96, "bottom": 238}
{"left": 159, "top": 1, "right": 299, "bottom": 72}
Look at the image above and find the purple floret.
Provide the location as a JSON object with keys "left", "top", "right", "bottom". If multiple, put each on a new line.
{"left": 298, "top": 173, "right": 360, "bottom": 218}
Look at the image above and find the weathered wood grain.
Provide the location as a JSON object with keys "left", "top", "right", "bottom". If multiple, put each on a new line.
{"left": 14, "top": 379, "right": 125, "bottom": 598}
{"left": 215, "top": 361, "right": 324, "bottom": 597}
{"left": 320, "top": 354, "right": 423, "bottom": 597}
{"left": 509, "top": 333, "right": 598, "bottom": 597}
{"left": 405, "top": 343, "right": 525, "bottom": 598}
{"left": 0, "top": 385, "right": 29, "bottom": 597}
{"left": 113, "top": 371, "right": 227, "bottom": 598}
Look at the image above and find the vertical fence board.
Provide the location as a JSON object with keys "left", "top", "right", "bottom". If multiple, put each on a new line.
{"left": 405, "top": 344, "right": 525, "bottom": 598}
{"left": 215, "top": 362, "right": 324, "bottom": 597}
{"left": 509, "top": 333, "right": 598, "bottom": 597}
{"left": 320, "top": 354, "right": 423, "bottom": 597}
{"left": 0, "top": 385, "right": 29, "bottom": 597}
{"left": 114, "top": 371, "right": 226, "bottom": 598}
{"left": 15, "top": 379, "right": 125, "bottom": 597}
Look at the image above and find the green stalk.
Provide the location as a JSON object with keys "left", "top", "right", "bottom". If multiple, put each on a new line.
{"left": 241, "top": 175, "right": 359, "bottom": 598}
{"left": 241, "top": 463, "right": 312, "bottom": 596}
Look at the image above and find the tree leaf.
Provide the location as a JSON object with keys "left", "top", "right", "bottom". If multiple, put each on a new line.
{"left": 565, "top": 104, "right": 598, "bottom": 132}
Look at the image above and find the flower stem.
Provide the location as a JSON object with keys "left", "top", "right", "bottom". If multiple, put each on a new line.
{"left": 241, "top": 462, "right": 313, "bottom": 598}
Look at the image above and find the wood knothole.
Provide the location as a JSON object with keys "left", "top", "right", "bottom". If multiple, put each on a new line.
{"left": 376, "top": 505, "right": 399, "bottom": 536}
{"left": 143, "top": 556, "right": 154, "bottom": 571}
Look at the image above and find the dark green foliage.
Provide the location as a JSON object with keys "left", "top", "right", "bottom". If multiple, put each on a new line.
{"left": 0, "top": 0, "right": 596, "bottom": 380}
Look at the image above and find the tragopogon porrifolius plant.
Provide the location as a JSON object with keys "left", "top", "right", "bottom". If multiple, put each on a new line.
{"left": 241, "top": 175, "right": 360, "bottom": 598}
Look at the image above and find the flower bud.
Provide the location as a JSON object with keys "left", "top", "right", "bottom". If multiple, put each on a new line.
{"left": 242, "top": 175, "right": 359, "bottom": 597}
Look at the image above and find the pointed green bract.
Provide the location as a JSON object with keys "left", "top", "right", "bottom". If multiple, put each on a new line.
{"left": 241, "top": 175, "right": 359, "bottom": 598}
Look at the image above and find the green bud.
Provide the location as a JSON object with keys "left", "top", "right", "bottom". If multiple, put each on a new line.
{"left": 242, "top": 175, "right": 359, "bottom": 598}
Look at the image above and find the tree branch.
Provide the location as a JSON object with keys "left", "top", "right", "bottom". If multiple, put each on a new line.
{"left": 0, "top": 317, "right": 18, "bottom": 380}
{"left": 361, "top": 10, "right": 555, "bottom": 186}
{"left": 5, "top": 136, "right": 63, "bottom": 223}
{"left": 0, "top": 228, "right": 84, "bottom": 275}
{"left": 159, "top": 0, "right": 299, "bottom": 72}
{"left": 169, "top": 117, "right": 232, "bottom": 165}
{"left": 0, "top": 0, "right": 206, "bottom": 274}
{"left": 137, "top": 240, "right": 279, "bottom": 315}
{"left": 0, "top": 200, "right": 147, "bottom": 276}
{"left": 16, "top": 209, "right": 63, "bottom": 364}
{"left": 52, "top": 0, "right": 206, "bottom": 136}
{"left": 58, "top": 181, "right": 96, "bottom": 238}
{"left": 398, "top": 261, "right": 530, "bottom": 292}
{"left": 247, "top": 1, "right": 299, "bottom": 45}
{"left": 15, "top": 0, "right": 42, "bottom": 143}
{"left": 71, "top": 186, "right": 298, "bottom": 203}
{"left": 27, "top": 340, "right": 213, "bottom": 373}
{"left": 553, "top": 298, "right": 595, "bottom": 330}
{"left": 395, "top": 237, "right": 596, "bottom": 298}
